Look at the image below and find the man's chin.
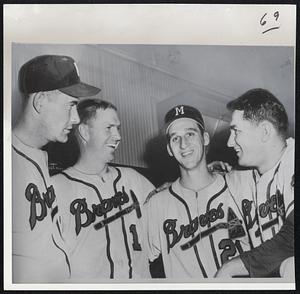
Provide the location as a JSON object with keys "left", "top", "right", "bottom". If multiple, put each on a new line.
{"left": 106, "top": 153, "right": 115, "bottom": 163}
{"left": 237, "top": 158, "right": 250, "bottom": 167}
{"left": 180, "top": 161, "right": 198, "bottom": 171}
{"left": 56, "top": 135, "right": 69, "bottom": 143}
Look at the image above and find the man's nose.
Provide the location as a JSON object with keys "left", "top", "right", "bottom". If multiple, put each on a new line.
{"left": 71, "top": 107, "right": 80, "bottom": 124}
{"left": 227, "top": 132, "right": 234, "bottom": 148}
{"left": 113, "top": 127, "right": 121, "bottom": 141}
{"left": 180, "top": 136, "right": 188, "bottom": 149}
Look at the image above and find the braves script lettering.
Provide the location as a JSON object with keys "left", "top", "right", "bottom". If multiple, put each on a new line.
{"left": 70, "top": 189, "right": 130, "bottom": 235}
{"left": 241, "top": 190, "right": 285, "bottom": 237}
{"left": 163, "top": 203, "right": 224, "bottom": 252}
{"left": 25, "top": 183, "right": 56, "bottom": 230}
{"left": 259, "top": 191, "right": 285, "bottom": 219}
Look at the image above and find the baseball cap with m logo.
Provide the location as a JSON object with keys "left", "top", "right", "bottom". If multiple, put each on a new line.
{"left": 164, "top": 104, "right": 205, "bottom": 135}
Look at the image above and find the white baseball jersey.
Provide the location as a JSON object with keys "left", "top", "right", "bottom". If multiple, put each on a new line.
{"left": 12, "top": 133, "right": 69, "bottom": 283}
{"left": 144, "top": 174, "right": 250, "bottom": 278}
{"left": 51, "top": 165, "right": 155, "bottom": 281}
{"left": 226, "top": 138, "right": 294, "bottom": 249}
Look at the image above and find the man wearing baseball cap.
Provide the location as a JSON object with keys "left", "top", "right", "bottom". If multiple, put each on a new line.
{"left": 12, "top": 55, "right": 100, "bottom": 282}
{"left": 143, "top": 105, "right": 248, "bottom": 278}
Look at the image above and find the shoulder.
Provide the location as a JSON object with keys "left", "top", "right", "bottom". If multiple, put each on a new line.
{"left": 226, "top": 168, "right": 252, "bottom": 183}
{"left": 52, "top": 170, "right": 70, "bottom": 183}
{"left": 275, "top": 138, "right": 294, "bottom": 178}
{"left": 144, "top": 183, "right": 172, "bottom": 206}
{"left": 51, "top": 168, "right": 75, "bottom": 190}
{"left": 115, "top": 166, "right": 141, "bottom": 177}
{"left": 225, "top": 168, "right": 253, "bottom": 192}
{"left": 114, "top": 166, "right": 155, "bottom": 203}
{"left": 115, "top": 166, "right": 154, "bottom": 186}
{"left": 277, "top": 138, "right": 294, "bottom": 190}
{"left": 115, "top": 166, "right": 144, "bottom": 178}
{"left": 280, "top": 138, "right": 294, "bottom": 168}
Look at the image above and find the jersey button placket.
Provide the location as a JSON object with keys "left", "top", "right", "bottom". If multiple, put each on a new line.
{"left": 195, "top": 191, "right": 202, "bottom": 241}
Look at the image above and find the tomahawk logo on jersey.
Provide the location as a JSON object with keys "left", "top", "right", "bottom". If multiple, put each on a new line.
{"left": 226, "top": 138, "right": 294, "bottom": 249}
{"left": 144, "top": 174, "right": 250, "bottom": 278}
{"left": 52, "top": 165, "right": 154, "bottom": 280}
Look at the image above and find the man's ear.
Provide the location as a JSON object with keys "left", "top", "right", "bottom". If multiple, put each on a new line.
{"left": 31, "top": 92, "right": 44, "bottom": 113}
{"left": 203, "top": 131, "right": 210, "bottom": 146}
{"left": 259, "top": 121, "right": 272, "bottom": 143}
{"left": 78, "top": 123, "right": 90, "bottom": 143}
{"left": 167, "top": 144, "right": 173, "bottom": 157}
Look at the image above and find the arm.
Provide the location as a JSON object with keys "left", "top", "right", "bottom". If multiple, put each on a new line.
{"left": 240, "top": 210, "right": 294, "bottom": 277}
{"left": 214, "top": 256, "right": 249, "bottom": 278}
{"left": 215, "top": 210, "right": 294, "bottom": 278}
{"left": 142, "top": 195, "right": 165, "bottom": 278}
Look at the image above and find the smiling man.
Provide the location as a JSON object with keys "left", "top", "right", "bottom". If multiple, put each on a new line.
{"left": 12, "top": 55, "right": 100, "bottom": 282}
{"left": 215, "top": 88, "right": 294, "bottom": 278}
{"left": 51, "top": 98, "right": 155, "bottom": 281}
{"left": 143, "top": 105, "right": 248, "bottom": 279}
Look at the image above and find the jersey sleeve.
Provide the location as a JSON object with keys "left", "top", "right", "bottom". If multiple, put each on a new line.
{"left": 122, "top": 168, "right": 157, "bottom": 272}
{"left": 280, "top": 138, "right": 294, "bottom": 218}
{"left": 44, "top": 174, "right": 73, "bottom": 279}
{"left": 282, "top": 163, "right": 294, "bottom": 219}
{"left": 283, "top": 178, "right": 294, "bottom": 219}
{"left": 50, "top": 174, "right": 74, "bottom": 254}
{"left": 127, "top": 168, "right": 155, "bottom": 204}
{"left": 143, "top": 195, "right": 162, "bottom": 262}
{"left": 240, "top": 210, "right": 294, "bottom": 277}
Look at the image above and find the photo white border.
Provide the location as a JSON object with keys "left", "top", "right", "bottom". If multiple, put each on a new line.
{"left": 3, "top": 4, "right": 296, "bottom": 291}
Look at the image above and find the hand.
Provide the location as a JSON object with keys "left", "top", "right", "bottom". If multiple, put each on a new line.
{"left": 214, "top": 262, "right": 235, "bottom": 278}
{"left": 214, "top": 257, "right": 249, "bottom": 278}
{"left": 280, "top": 256, "right": 294, "bottom": 278}
{"left": 208, "top": 161, "right": 232, "bottom": 174}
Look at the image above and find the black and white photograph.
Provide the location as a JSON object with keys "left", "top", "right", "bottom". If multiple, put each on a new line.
{"left": 4, "top": 4, "right": 296, "bottom": 291}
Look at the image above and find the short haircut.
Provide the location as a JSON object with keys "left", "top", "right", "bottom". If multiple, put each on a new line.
{"left": 77, "top": 98, "right": 117, "bottom": 125}
{"left": 227, "top": 88, "right": 288, "bottom": 138}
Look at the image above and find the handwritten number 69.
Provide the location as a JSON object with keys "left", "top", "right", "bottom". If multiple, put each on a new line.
{"left": 260, "top": 11, "right": 279, "bottom": 26}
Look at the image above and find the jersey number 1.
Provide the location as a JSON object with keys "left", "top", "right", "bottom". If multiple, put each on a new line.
{"left": 129, "top": 224, "right": 142, "bottom": 251}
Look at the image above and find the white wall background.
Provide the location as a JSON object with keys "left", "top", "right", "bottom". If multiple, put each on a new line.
{"left": 12, "top": 44, "right": 294, "bottom": 168}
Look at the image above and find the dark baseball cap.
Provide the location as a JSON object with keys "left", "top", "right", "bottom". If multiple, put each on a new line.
{"left": 18, "top": 55, "right": 101, "bottom": 98}
{"left": 164, "top": 105, "right": 205, "bottom": 134}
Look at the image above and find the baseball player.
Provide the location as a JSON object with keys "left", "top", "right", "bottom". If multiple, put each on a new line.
{"left": 12, "top": 55, "right": 100, "bottom": 282}
{"left": 143, "top": 105, "right": 250, "bottom": 279}
{"left": 51, "top": 98, "right": 155, "bottom": 281}
{"left": 215, "top": 88, "right": 294, "bottom": 278}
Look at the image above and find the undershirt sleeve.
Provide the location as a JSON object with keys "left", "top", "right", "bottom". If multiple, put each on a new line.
{"left": 240, "top": 210, "right": 294, "bottom": 277}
